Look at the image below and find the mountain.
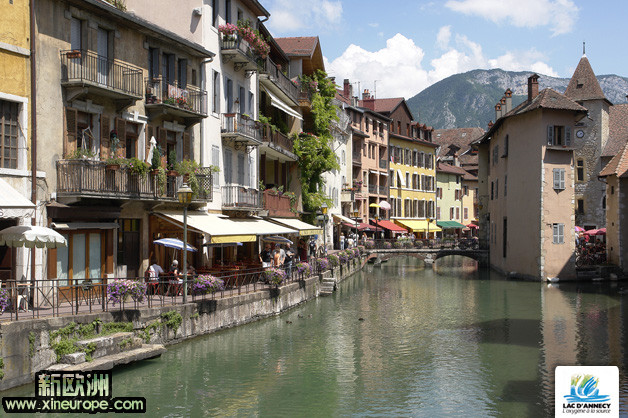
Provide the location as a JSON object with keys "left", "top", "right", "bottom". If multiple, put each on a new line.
{"left": 406, "top": 69, "right": 628, "bottom": 130}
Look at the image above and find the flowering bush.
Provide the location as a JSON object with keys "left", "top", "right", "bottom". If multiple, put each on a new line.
{"left": 383, "top": 241, "right": 393, "bottom": 249}
{"left": 125, "top": 157, "right": 151, "bottom": 177}
{"left": 357, "top": 246, "right": 365, "bottom": 255}
{"left": 338, "top": 251, "right": 349, "bottom": 264}
{"left": 316, "top": 257, "right": 329, "bottom": 271}
{"left": 263, "top": 267, "right": 286, "bottom": 286}
{"left": 365, "top": 240, "right": 375, "bottom": 249}
{"left": 393, "top": 241, "right": 403, "bottom": 249}
{"left": 107, "top": 279, "right": 146, "bottom": 305}
{"left": 414, "top": 240, "right": 424, "bottom": 249}
{"left": 296, "top": 262, "right": 312, "bottom": 277}
{"left": 328, "top": 254, "right": 340, "bottom": 268}
{"left": 353, "top": 248, "right": 361, "bottom": 258}
{"left": 346, "top": 249, "right": 355, "bottom": 260}
{"left": 175, "top": 97, "right": 188, "bottom": 107}
{"left": 404, "top": 239, "right": 414, "bottom": 248}
{"left": 0, "top": 288, "right": 10, "bottom": 314}
{"left": 191, "top": 275, "right": 225, "bottom": 295}
{"left": 218, "top": 20, "right": 270, "bottom": 58}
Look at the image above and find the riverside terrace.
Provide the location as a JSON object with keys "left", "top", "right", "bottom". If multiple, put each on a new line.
{"left": 0, "top": 251, "right": 365, "bottom": 322}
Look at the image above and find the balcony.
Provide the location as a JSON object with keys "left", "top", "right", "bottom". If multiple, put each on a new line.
{"left": 263, "top": 189, "right": 297, "bottom": 218}
{"left": 222, "top": 185, "right": 262, "bottom": 210}
{"left": 379, "top": 159, "right": 388, "bottom": 169}
{"left": 56, "top": 159, "right": 212, "bottom": 202}
{"left": 220, "top": 35, "right": 261, "bottom": 72}
{"left": 260, "top": 124, "right": 297, "bottom": 161}
{"left": 145, "top": 78, "right": 208, "bottom": 120}
{"left": 367, "top": 184, "right": 387, "bottom": 196}
{"left": 297, "top": 84, "right": 312, "bottom": 108}
{"left": 352, "top": 153, "right": 362, "bottom": 166}
{"left": 60, "top": 50, "right": 143, "bottom": 104}
{"left": 379, "top": 185, "right": 387, "bottom": 195}
{"left": 341, "top": 190, "right": 353, "bottom": 203}
{"left": 258, "top": 57, "right": 299, "bottom": 104}
{"left": 221, "top": 113, "right": 262, "bottom": 146}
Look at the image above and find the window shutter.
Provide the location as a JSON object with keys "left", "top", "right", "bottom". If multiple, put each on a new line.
{"left": 559, "top": 223, "right": 564, "bottom": 244}
{"left": 560, "top": 168, "right": 565, "bottom": 189}
{"left": 167, "top": 54, "right": 176, "bottom": 85}
{"left": 100, "top": 115, "right": 110, "bottom": 158}
{"left": 145, "top": 125, "right": 154, "bottom": 160}
{"left": 565, "top": 126, "right": 571, "bottom": 146}
{"left": 211, "top": 145, "right": 220, "bottom": 187}
{"left": 150, "top": 48, "right": 160, "bottom": 79}
{"left": 64, "top": 107, "right": 78, "bottom": 156}
{"left": 179, "top": 59, "right": 188, "bottom": 89}
{"left": 182, "top": 131, "right": 191, "bottom": 160}
{"left": 115, "top": 118, "right": 126, "bottom": 158}
{"left": 553, "top": 168, "right": 560, "bottom": 189}
{"left": 547, "top": 125, "right": 554, "bottom": 146}
{"left": 157, "top": 128, "right": 167, "bottom": 168}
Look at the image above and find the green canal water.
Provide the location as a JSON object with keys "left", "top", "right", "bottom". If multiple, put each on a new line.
{"left": 3, "top": 256, "right": 628, "bottom": 417}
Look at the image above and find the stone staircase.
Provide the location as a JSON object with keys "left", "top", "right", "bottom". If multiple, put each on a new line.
{"left": 49, "top": 332, "right": 165, "bottom": 372}
{"left": 320, "top": 277, "right": 336, "bottom": 296}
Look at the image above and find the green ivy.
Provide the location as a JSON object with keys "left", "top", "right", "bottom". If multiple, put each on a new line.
{"left": 161, "top": 311, "right": 182, "bottom": 332}
{"left": 119, "top": 338, "right": 133, "bottom": 350}
{"left": 85, "top": 343, "right": 97, "bottom": 362}
{"left": 101, "top": 322, "right": 133, "bottom": 335}
{"left": 0, "top": 358, "right": 4, "bottom": 380}
{"left": 141, "top": 321, "right": 161, "bottom": 343}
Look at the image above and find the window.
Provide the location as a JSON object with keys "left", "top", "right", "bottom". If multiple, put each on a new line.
{"left": 224, "top": 148, "right": 232, "bottom": 184}
{"left": 237, "top": 153, "right": 245, "bottom": 185}
{"left": 491, "top": 181, "right": 494, "bottom": 200}
{"left": 503, "top": 135, "right": 509, "bottom": 157}
{"left": 503, "top": 217, "right": 507, "bottom": 257}
{"left": 553, "top": 168, "right": 565, "bottom": 190}
{"left": 212, "top": 145, "right": 220, "bottom": 187}
{"left": 464, "top": 207, "right": 468, "bottom": 220}
{"left": 124, "top": 122, "right": 139, "bottom": 158}
{"left": 238, "top": 86, "right": 246, "bottom": 114}
{"left": 450, "top": 207, "right": 454, "bottom": 220}
{"left": 1, "top": 100, "right": 19, "bottom": 169}
{"left": 492, "top": 145, "right": 499, "bottom": 165}
{"left": 148, "top": 47, "right": 159, "bottom": 80}
{"left": 405, "top": 172, "right": 410, "bottom": 188}
{"left": 224, "top": 76, "right": 233, "bottom": 112}
{"left": 70, "top": 17, "right": 82, "bottom": 51}
{"left": 576, "top": 159, "right": 585, "bottom": 182}
{"left": 455, "top": 207, "right": 460, "bottom": 220}
{"left": 57, "top": 231, "right": 105, "bottom": 286}
{"left": 436, "top": 207, "right": 441, "bottom": 220}
{"left": 212, "top": 0, "right": 219, "bottom": 27}
{"left": 225, "top": 0, "right": 231, "bottom": 23}
{"left": 553, "top": 223, "right": 564, "bottom": 244}
{"left": 237, "top": 8, "right": 243, "bottom": 22}
{"left": 436, "top": 187, "right": 442, "bottom": 199}
{"left": 212, "top": 70, "right": 220, "bottom": 114}
{"left": 248, "top": 92, "right": 254, "bottom": 117}
{"left": 178, "top": 59, "right": 187, "bottom": 89}
{"left": 495, "top": 179, "right": 498, "bottom": 199}
{"left": 576, "top": 198, "right": 584, "bottom": 214}
{"left": 547, "top": 125, "right": 572, "bottom": 147}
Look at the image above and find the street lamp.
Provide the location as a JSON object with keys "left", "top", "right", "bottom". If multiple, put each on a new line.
{"left": 352, "top": 209, "right": 360, "bottom": 239}
{"left": 427, "top": 217, "right": 431, "bottom": 243}
{"left": 178, "top": 182, "right": 193, "bottom": 303}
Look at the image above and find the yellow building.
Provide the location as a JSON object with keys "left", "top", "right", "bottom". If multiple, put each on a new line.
{"left": 389, "top": 135, "right": 440, "bottom": 238}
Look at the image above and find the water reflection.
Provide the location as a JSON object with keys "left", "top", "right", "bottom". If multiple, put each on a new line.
{"left": 1, "top": 256, "right": 626, "bottom": 417}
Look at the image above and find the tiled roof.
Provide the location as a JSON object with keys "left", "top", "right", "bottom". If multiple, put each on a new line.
{"left": 275, "top": 37, "right": 319, "bottom": 57}
{"left": 463, "top": 171, "right": 478, "bottom": 181}
{"left": 433, "top": 128, "right": 485, "bottom": 157}
{"left": 358, "top": 98, "right": 404, "bottom": 114}
{"left": 599, "top": 139, "right": 628, "bottom": 178}
{"left": 335, "top": 90, "right": 350, "bottom": 105}
{"left": 437, "top": 162, "right": 468, "bottom": 176}
{"left": 564, "top": 55, "right": 608, "bottom": 103}
{"left": 602, "top": 104, "right": 628, "bottom": 157}
{"left": 389, "top": 132, "right": 439, "bottom": 148}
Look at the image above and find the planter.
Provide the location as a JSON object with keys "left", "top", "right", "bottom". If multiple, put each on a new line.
{"left": 67, "top": 50, "right": 81, "bottom": 59}
{"left": 167, "top": 170, "right": 178, "bottom": 177}
{"left": 106, "top": 164, "right": 120, "bottom": 171}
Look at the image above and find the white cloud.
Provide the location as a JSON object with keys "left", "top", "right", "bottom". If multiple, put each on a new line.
{"left": 368, "top": 22, "right": 379, "bottom": 28}
{"left": 326, "top": 31, "right": 558, "bottom": 99}
{"left": 445, "top": 0, "right": 578, "bottom": 36}
{"left": 266, "top": 0, "right": 343, "bottom": 33}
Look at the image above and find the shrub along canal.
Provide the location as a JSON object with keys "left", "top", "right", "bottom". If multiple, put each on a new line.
{"left": 2, "top": 256, "right": 627, "bottom": 416}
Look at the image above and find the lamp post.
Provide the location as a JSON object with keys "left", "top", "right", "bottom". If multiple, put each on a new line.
{"left": 427, "top": 217, "right": 431, "bottom": 245}
{"left": 178, "top": 182, "right": 193, "bottom": 303}
{"left": 321, "top": 203, "right": 328, "bottom": 253}
{"left": 352, "top": 209, "right": 360, "bottom": 241}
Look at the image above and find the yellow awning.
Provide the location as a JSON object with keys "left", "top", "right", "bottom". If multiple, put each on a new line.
{"left": 394, "top": 219, "right": 442, "bottom": 232}
{"left": 269, "top": 218, "right": 322, "bottom": 236}
{"left": 155, "top": 211, "right": 259, "bottom": 244}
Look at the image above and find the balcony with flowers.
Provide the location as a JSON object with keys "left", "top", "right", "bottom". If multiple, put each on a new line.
{"left": 219, "top": 21, "right": 270, "bottom": 72}
{"left": 145, "top": 78, "right": 207, "bottom": 122}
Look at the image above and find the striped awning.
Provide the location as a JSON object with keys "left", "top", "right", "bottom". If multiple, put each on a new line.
{"left": 394, "top": 219, "right": 442, "bottom": 232}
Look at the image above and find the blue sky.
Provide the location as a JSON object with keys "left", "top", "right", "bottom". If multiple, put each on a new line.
{"left": 264, "top": 0, "right": 628, "bottom": 99}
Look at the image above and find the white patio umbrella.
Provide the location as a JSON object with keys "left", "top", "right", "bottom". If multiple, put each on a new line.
{"left": 378, "top": 200, "right": 392, "bottom": 211}
{"left": 0, "top": 225, "right": 67, "bottom": 248}
{"left": 146, "top": 136, "right": 157, "bottom": 163}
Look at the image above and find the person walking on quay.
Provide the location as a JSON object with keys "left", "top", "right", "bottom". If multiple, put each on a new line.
{"left": 340, "top": 233, "right": 345, "bottom": 250}
{"left": 309, "top": 237, "right": 317, "bottom": 260}
{"left": 284, "top": 243, "right": 294, "bottom": 279}
{"left": 260, "top": 243, "right": 272, "bottom": 268}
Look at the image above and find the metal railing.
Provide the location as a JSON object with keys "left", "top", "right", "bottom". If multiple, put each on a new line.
{"left": 145, "top": 78, "right": 208, "bottom": 117}
{"left": 221, "top": 113, "right": 261, "bottom": 142}
{"left": 368, "top": 184, "right": 377, "bottom": 194}
{"left": 219, "top": 34, "right": 260, "bottom": 62}
{"left": 56, "top": 159, "right": 212, "bottom": 202}
{"left": 60, "top": 50, "right": 143, "bottom": 98}
{"left": 297, "top": 84, "right": 312, "bottom": 104}
{"left": 352, "top": 153, "right": 362, "bottom": 164}
{"left": 259, "top": 57, "right": 299, "bottom": 102}
{"left": 379, "top": 159, "right": 388, "bottom": 169}
{"left": 260, "top": 123, "right": 294, "bottom": 153}
{"left": 263, "top": 189, "right": 296, "bottom": 217}
{"left": 362, "top": 238, "right": 487, "bottom": 251}
{"left": 222, "top": 185, "right": 263, "bottom": 209}
{"left": 378, "top": 185, "right": 387, "bottom": 195}
{"left": 0, "top": 254, "right": 366, "bottom": 322}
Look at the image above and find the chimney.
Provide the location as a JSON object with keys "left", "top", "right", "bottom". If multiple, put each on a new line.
{"left": 528, "top": 74, "right": 539, "bottom": 101}
{"left": 495, "top": 103, "right": 502, "bottom": 121}
{"left": 488, "top": 121, "right": 494, "bottom": 130}
{"left": 362, "top": 89, "right": 375, "bottom": 111}
{"left": 343, "top": 79, "right": 352, "bottom": 101}
{"left": 504, "top": 89, "right": 512, "bottom": 113}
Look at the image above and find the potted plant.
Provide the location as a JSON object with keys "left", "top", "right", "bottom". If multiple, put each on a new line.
{"left": 174, "top": 159, "right": 200, "bottom": 195}
{"left": 66, "top": 50, "right": 82, "bottom": 59}
{"left": 105, "top": 157, "right": 125, "bottom": 170}
{"left": 262, "top": 268, "right": 286, "bottom": 286}
{"left": 163, "top": 97, "right": 176, "bottom": 106}
{"left": 126, "top": 157, "right": 151, "bottom": 177}
{"left": 167, "top": 151, "right": 178, "bottom": 176}
{"left": 66, "top": 148, "right": 97, "bottom": 160}
{"left": 176, "top": 97, "right": 188, "bottom": 108}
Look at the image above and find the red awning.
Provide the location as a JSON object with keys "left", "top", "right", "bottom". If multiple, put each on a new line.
{"left": 372, "top": 220, "right": 407, "bottom": 233}
{"left": 466, "top": 223, "right": 479, "bottom": 229}
{"left": 342, "top": 222, "right": 373, "bottom": 231}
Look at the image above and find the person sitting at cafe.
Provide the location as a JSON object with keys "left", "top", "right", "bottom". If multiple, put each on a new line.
{"left": 146, "top": 259, "right": 164, "bottom": 295}
{"left": 260, "top": 243, "right": 272, "bottom": 268}
{"left": 168, "top": 260, "right": 182, "bottom": 296}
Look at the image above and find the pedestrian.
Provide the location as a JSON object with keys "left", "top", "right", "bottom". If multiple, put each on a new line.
{"left": 284, "top": 243, "right": 294, "bottom": 278}
{"left": 347, "top": 235, "right": 354, "bottom": 249}
{"left": 340, "top": 233, "right": 345, "bottom": 250}
{"left": 169, "top": 260, "right": 182, "bottom": 296}
{"left": 259, "top": 243, "right": 272, "bottom": 268}
{"left": 309, "top": 237, "right": 317, "bottom": 258}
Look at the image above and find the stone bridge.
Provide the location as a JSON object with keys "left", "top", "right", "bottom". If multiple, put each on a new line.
{"left": 366, "top": 249, "right": 489, "bottom": 268}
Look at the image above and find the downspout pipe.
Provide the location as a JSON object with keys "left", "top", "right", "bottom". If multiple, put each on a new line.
{"left": 30, "top": 0, "right": 37, "bottom": 282}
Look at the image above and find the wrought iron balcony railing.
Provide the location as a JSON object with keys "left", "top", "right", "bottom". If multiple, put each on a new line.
{"left": 145, "top": 78, "right": 208, "bottom": 117}
{"left": 222, "top": 185, "right": 262, "bottom": 209}
{"left": 60, "top": 50, "right": 143, "bottom": 99}
{"left": 259, "top": 57, "right": 299, "bottom": 103}
{"left": 56, "top": 159, "right": 212, "bottom": 202}
{"left": 221, "top": 113, "right": 261, "bottom": 144}
{"left": 260, "top": 123, "right": 294, "bottom": 154}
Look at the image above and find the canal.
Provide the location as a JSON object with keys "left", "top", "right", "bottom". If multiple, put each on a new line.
{"left": 3, "top": 256, "right": 628, "bottom": 416}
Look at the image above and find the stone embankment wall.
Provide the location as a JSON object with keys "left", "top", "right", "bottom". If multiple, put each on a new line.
{"left": 0, "top": 257, "right": 366, "bottom": 391}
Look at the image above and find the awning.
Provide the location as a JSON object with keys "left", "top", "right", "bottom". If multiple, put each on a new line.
{"left": 262, "top": 87, "right": 303, "bottom": 120}
{"left": 396, "top": 169, "right": 406, "bottom": 187}
{"left": 0, "top": 178, "right": 35, "bottom": 219}
{"left": 270, "top": 217, "right": 321, "bottom": 236}
{"left": 333, "top": 214, "right": 357, "bottom": 224}
{"left": 394, "top": 219, "right": 442, "bottom": 232}
{"left": 437, "top": 221, "right": 467, "bottom": 229}
{"left": 372, "top": 220, "right": 407, "bottom": 233}
{"left": 156, "top": 211, "right": 296, "bottom": 244}
{"left": 52, "top": 222, "right": 119, "bottom": 230}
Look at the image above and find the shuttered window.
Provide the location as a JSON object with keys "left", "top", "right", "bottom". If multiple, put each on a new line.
{"left": 224, "top": 148, "right": 232, "bottom": 184}
{"left": 553, "top": 168, "right": 565, "bottom": 190}
{"left": 212, "top": 145, "right": 220, "bottom": 187}
{"left": 553, "top": 223, "right": 564, "bottom": 244}
{"left": 1, "top": 100, "right": 19, "bottom": 169}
